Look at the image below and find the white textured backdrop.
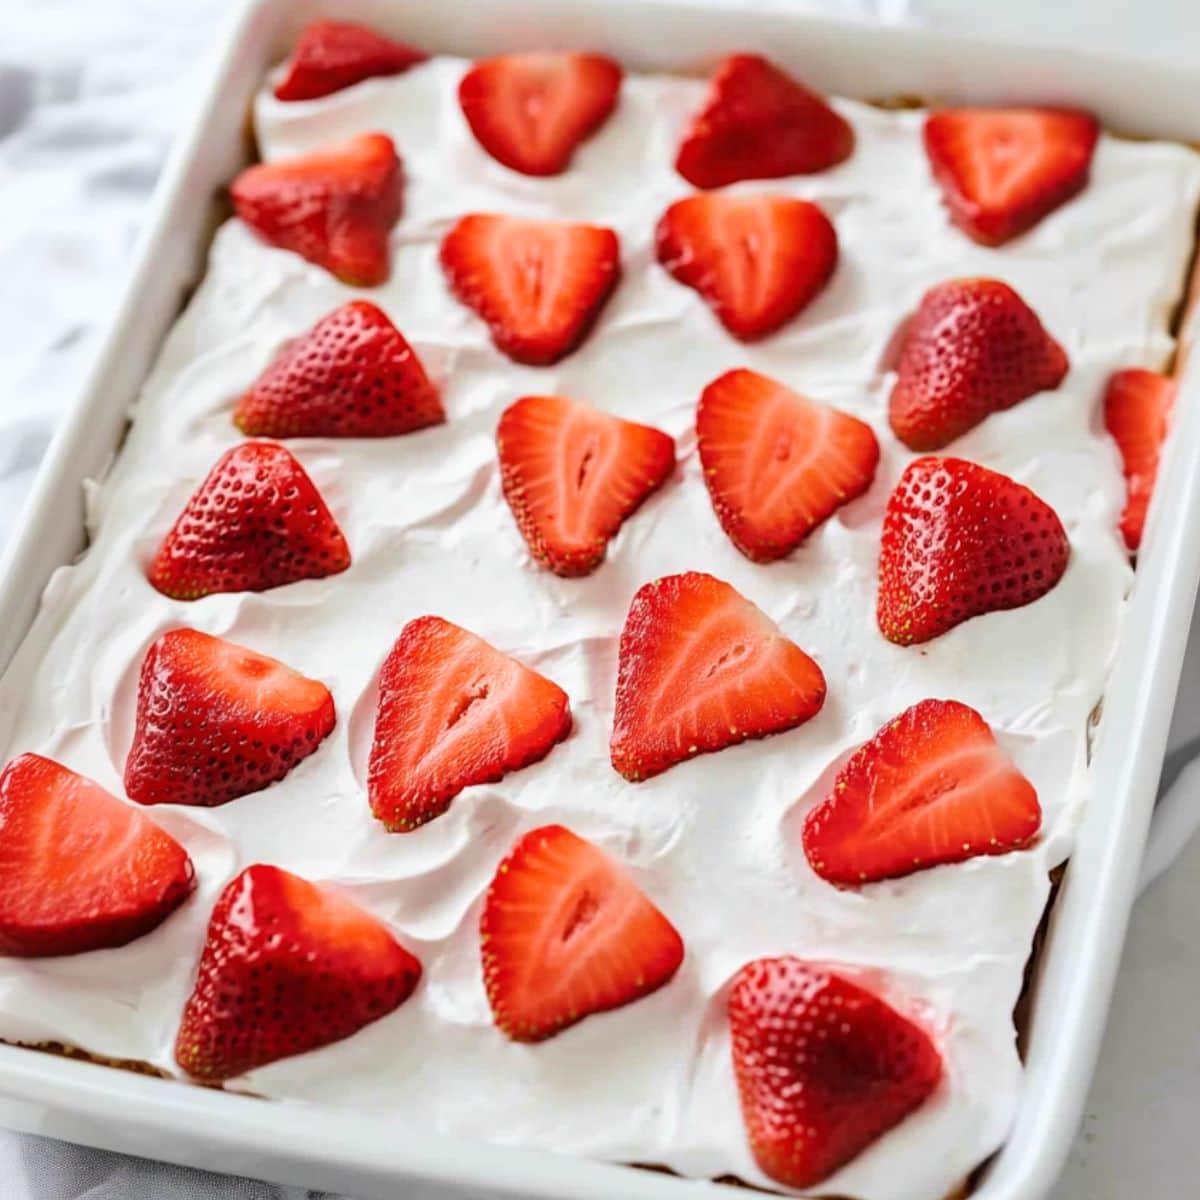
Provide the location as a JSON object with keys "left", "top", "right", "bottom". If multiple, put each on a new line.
{"left": 2, "top": 1, "right": 1200, "bottom": 1197}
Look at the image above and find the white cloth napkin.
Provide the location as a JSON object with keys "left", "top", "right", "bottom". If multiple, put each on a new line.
{"left": 3, "top": 1, "right": 1200, "bottom": 1197}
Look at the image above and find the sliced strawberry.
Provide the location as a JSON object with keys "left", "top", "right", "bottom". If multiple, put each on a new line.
{"left": 481, "top": 824, "right": 683, "bottom": 1042}
{"left": 459, "top": 52, "right": 622, "bottom": 176}
{"left": 611, "top": 571, "right": 826, "bottom": 781}
{"left": 697, "top": 369, "right": 879, "bottom": 562}
{"left": 1103, "top": 368, "right": 1176, "bottom": 552}
{"left": 368, "top": 617, "right": 571, "bottom": 831}
{"left": 231, "top": 132, "right": 402, "bottom": 286}
{"left": 0, "top": 753, "right": 194, "bottom": 957}
{"left": 497, "top": 395, "right": 675, "bottom": 577}
{"left": 924, "top": 108, "right": 1099, "bottom": 246}
{"left": 729, "top": 957, "right": 942, "bottom": 1189}
{"left": 147, "top": 442, "right": 350, "bottom": 600}
{"left": 124, "top": 629, "right": 336, "bottom": 808}
{"left": 888, "top": 278, "right": 1068, "bottom": 451}
{"left": 440, "top": 214, "right": 619, "bottom": 365}
{"left": 175, "top": 864, "right": 421, "bottom": 1081}
{"left": 675, "top": 53, "right": 853, "bottom": 189}
{"left": 234, "top": 301, "right": 444, "bottom": 438}
{"left": 273, "top": 19, "right": 427, "bottom": 102}
{"left": 877, "top": 456, "right": 1070, "bottom": 646}
{"left": 656, "top": 193, "right": 837, "bottom": 342}
{"left": 803, "top": 699, "right": 1041, "bottom": 885}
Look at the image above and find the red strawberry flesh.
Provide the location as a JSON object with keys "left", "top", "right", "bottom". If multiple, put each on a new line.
{"left": 803, "top": 698, "right": 1042, "bottom": 885}
{"left": 175, "top": 864, "right": 421, "bottom": 1081}
{"left": 368, "top": 616, "right": 571, "bottom": 831}
{"left": 0, "top": 753, "right": 194, "bottom": 958}
{"left": 611, "top": 571, "right": 826, "bottom": 781}
{"left": 234, "top": 300, "right": 444, "bottom": 438}
{"left": 274, "top": 19, "right": 427, "bottom": 102}
{"left": 124, "top": 628, "right": 336, "bottom": 808}
{"left": 697, "top": 368, "right": 878, "bottom": 562}
{"left": 481, "top": 824, "right": 683, "bottom": 1041}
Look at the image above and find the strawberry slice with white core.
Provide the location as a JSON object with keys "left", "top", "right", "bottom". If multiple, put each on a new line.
{"left": 440, "top": 213, "right": 620, "bottom": 365}
{"left": 1103, "top": 367, "right": 1176, "bottom": 552}
{"left": 368, "top": 616, "right": 572, "bottom": 831}
{"left": 697, "top": 369, "right": 879, "bottom": 562}
{"left": 0, "top": 753, "right": 194, "bottom": 957}
{"left": 610, "top": 571, "right": 826, "bottom": 781}
{"left": 175, "top": 864, "right": 421, "bottom": 1082}
{"left": 656, "top": 193, "right": 837, "bottom": 341}
{"left": 230, "top": 132, "right": 402, "bottom": 286}
{"left": 924, "top": 108, "right": 1099, "bottom": 246}
{"left": 459, "top": 52, "right": 622, "bottom": 176}
{"left": 125, "top": 629, "right": 336, "bottom": 808}
{"left": 803, "top": 698, "right": 1042, "bottom": 885}
{"left": 497, "top": 394, "right": 675, "bottom": 577}
{"left": 481, "top": 824, "right": 684, "bottom": 1042}
{"left": 273, "top": 20, "right": 427, "bottom": 102}
{"left": 729, "top": 957, "right": 942, "bottom": 1189}
{"left": 234, "top": 300, "right": 444, "bottom": 438}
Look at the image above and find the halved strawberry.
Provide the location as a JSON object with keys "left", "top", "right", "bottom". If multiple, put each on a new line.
{"left": 697, "top": 369, "right": 879, "bottom": 562}
{"left": 368, "top": 616, "right": 571, "bottom": 831}
{"left": 481, "top": 824, "right": 683, "bottom": 1041}
{"left": 729, "top": 957, "right": 942, "bottom": 1189}
{"left": 440, "top": 214, "right": 620, "bottom": 365}
{"left": 0, "top": 753, "right": 194, "bottom": 957}
{"left": 877, "top": 456, "right": 1070, "bottom": 646}
{"left": 125, "top": 629, "right": 336, "bottom": 808}
{"left": 924, "top": 108, "right": 1099, "bottom": 246}
{"left": 611, "top": 572, "right": 826, "bottom": 781}
{"left": 273, "top": 19, "right": 427, "bottom": 102}
{"left": 803, "top": 699, "right": 1041, "bottom": 885}
{"left": 231, "top": 132, "right": 402, "bottom": 286}
{"left": 675, "top": 53, "right": 853, "bottom": 189}
{"left": 175, "top": 864, "right": 421, "bottom": 1082}
{"left": 459, "top": 52, "right": 622, "bottom": 176}
{"left": 656, "top": 194, "right": 837, "bottom": 342}
{"left": 497, "top": 395, "right": 675, "bottom": 577}
{"left": 147, "top": 442, "right": 350, "bottom": 600}
{"left": 1103, "top": 368, "right": 1176, "bottom": 552}
{"left": 234, "top": 301, "right": 444, "bottom": 438}
{"left": 888, "top": 277, "right": 1068, "bottom": 451}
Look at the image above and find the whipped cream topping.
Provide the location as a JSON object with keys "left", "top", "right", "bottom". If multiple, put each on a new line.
{"left": 0, "top": 55, "right": 1198, "bottom": 1200}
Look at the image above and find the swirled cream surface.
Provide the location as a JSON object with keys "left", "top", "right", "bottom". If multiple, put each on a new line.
{"left": 0, "top": 56, "right": 1198, "bottom": 1200}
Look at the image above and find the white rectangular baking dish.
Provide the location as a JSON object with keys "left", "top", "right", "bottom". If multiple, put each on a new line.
{"left": 0, "top": 1, "right": 1198, "bottom": 1197}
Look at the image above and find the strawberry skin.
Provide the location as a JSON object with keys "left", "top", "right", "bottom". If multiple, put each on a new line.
{"left": 889, "top": 278, "right": 1068, "bottom": 451}
{"left": 481, "top": 824, "right": 683, "bottom": 1042}
{"left": 459, "top": 52, "right": 622, "bottom": 176}
{"left": 175, "top": 864, "right": 421, "bottom": 1082}
{"left": 368, "top": 616, "right": 571, "bottom": 831}
{"left": 698, "top": 369, "right": 879, "bottom": 562}
{"left": 125, "top": 629, "right": 336, "bottom": 808}
{"left": 440, "top": 213, "right": 620, "bottom": 365}
{"left": 147, "top": 441, "right": 350, "bottom": 601}
{"left": 497, "top": 395, "right": 675, "bottom": 577}
{"left": 231, "top": 132, "right": 402, "bottom": 286}
{"left": 611, "top": 571, "right": 826, "bottom": 781}
{"left": 656, "top": 193, "right": 837, "bottom": 341}
{"left": 234, "top": 301, "right": 444, "bottom": 438}
{"left": 924, "top": 108, "right": 1099, "bottom": 246}
{"left": 1103, "top": 368, "right": 1176, "bottom": 552}
{"left": 730, "top": 957, "right": 942, "bottom": 1189}
{"left": 0, "top": 753, "right": 194, "bottom": 957}
{"left": 877, "top": 456, "right": 1070, "bottom": 646}
{"left": 803, "top": 699, "right": 1042, "bottom": 885}
{"left": 273, "top": 20, "right": 427, "bottom": 102}
{"left": 675, "top": 53, "right": 853, "bottom": 189}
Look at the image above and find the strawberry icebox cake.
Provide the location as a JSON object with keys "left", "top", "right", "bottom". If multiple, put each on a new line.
{"left": 0, "top": 16, "right": 1198, "bottom": 1200}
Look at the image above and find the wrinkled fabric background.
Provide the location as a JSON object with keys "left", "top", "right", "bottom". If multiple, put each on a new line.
{"left": 2, "top": 1, "right": 1200, "bottom": 1197}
